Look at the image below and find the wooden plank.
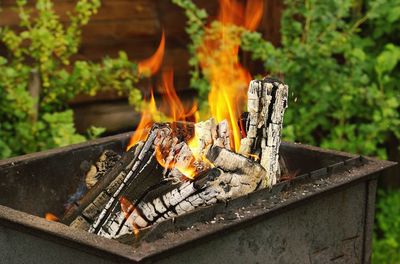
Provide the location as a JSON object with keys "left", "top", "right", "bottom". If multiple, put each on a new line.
{"left": 72, "top": 101, "right": 141, "bottom": 133}
{"left": 262, "top": 0, "right": 283, "bottom": 45}
{"left": 0, "top": 0, "right": 157, "bottom": 26}
{"left": 81, "top": 20, "right": 160, "bottom": 45}
{"left": 157, "top": 0, "right": 219, "bottom": 37}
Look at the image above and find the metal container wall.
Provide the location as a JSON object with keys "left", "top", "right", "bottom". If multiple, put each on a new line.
{"left": 0, "top": 133, "right": 396, "bottom": 263}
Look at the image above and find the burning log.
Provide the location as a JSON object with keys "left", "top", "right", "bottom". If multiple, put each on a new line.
{"left": 65, "top": 142, "right": 146, "bottom": 230}
{"left": 239, "top": 78, "right": 288, "bottom": 186}
{"left": 194, "top": 118, "right": 231, "bottom": 156}
{"left": 107, "top": 146, "right": 266, "bottom": 240}
{"left": 64, "top": 123, "right": 197, "bottom": 232}
{"left": 64, "top": 124, "right": 166, "bottom": 230}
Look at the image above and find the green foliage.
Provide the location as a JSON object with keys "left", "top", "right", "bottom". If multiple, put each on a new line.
{"left": 0, "top": 0, "right": 142, "bottom": 159}
{"left": 171, "top": 0, "right": 209, "bottom": 97}
{"left": 241, "top": 0, "right": 400, "bottom": 159}
{"left": 373, "top": 190, "right": 400, "bottom": 263}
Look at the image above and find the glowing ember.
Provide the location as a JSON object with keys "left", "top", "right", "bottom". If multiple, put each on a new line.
{"left": 45, "top": 213, "right": 59, "bottom": 222}
{"left": 155, "top": 144, "right": 197, "bottom": 180}
{"left": 119, "top": 196, "right": 140, "bottom": 238}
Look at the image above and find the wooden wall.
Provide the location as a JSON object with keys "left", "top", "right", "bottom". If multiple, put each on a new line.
{"left": 0, "top": 0, "right": 283, "bottom": 133}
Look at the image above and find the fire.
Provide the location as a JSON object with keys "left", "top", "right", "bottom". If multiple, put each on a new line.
{"left": 126, "top": 91, "right": 158, "bottom": 150}
{"left": 187, "top": 132, "right": 200, "bottom": 158}
{"left": 45, "top": 213, "right": 59, "bottom": 222}
{"left": 128, "top": 0, "right": 264, "bottom": 177}
{"left": 152, "top": 70, "right": 200, "bottom": 179}
{"left": 155, "top": 144, "right": 197, "bottom": 180}
{"left": 127, "top": 30, "right": 167, "bottom": 150}
{"left": 127, "top": 69, "right": 198, "bottom": 151}
{"left": 160, "top": 68, "right": 196, "bottom": 122}
{"left": 119, "top": 196, "right": 140, "bottom": 238}
{"left": 217, "top": 0, "right": 263, "bottom": 31}
{"left": 198, "top": 0, "right": 263, "bottom": 151}
{"left": 128, "top": 68, "right": 199, "bottom": 177}
{"left": 246, "top": 153, "right": 260, "bottom": 161}
{"left": 244, "top": 0, "right": 264, "bottom": 30}
{"left": 138, "top": 31, "right": 165, "bottom": 76}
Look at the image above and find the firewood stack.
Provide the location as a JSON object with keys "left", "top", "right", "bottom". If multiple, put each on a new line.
{"left": 62, "top": 78, "right": 288, "bottom": 240}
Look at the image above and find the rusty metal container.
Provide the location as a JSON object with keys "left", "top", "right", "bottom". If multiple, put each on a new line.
{"left": 0, "top": 133, "right": 396, "bottom": 263}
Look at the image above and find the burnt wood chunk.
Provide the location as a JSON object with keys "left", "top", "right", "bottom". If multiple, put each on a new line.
{"left": 66, "top": 123, "right": 197, "bottom": 233}
{"left": 194, "top": 118, "right": 231, "bottom": 157}
{"left": 63, "top": 144, "right": 141, "bottom": 225}
{"left": 85, "top": 150, "right": 121, "bottom": 189}
{"left": 110, "top": 146, "right": 266, "bottom": 239}
{"left": 205, "top": 146, "right": 266, "bottom": 199}
{"left": 239, "top": 78, "right": 288, "bottom": 186}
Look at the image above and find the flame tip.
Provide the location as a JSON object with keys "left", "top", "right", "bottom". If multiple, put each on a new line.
{"left": 138, "top": 30, "right": 166, "bottom": 76}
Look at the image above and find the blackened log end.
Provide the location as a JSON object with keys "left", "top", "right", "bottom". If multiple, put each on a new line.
{"left": 205, "top": 145, "right": 222, "bottom": 162}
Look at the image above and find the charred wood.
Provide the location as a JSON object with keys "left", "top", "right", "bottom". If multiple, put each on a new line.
{"left": 107, "top": 146, "right": 266, "bottom": 239}
{"left": 239, "top": 78, "right": 288, "bottom": 186}
{"left": 85, "top": 150, "right": 121, "bottom": 189}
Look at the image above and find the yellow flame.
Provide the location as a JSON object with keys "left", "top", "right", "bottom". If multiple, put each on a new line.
{"left": 198, "top": 0, "right": 263, "bottom": 151}
{"left": 127, "top": 69, "right": 198, "bottom": 151}
{"left": 155, "top": 145, "right": 197, "bottom": 180}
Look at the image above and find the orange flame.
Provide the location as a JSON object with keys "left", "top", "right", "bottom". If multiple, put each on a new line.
{"left": 160, "top": 69, "right": 191, "bottom": 121}
{"left": 138, "top": 31, "right": 165, "bottom": 76}
{"left": 45, "top": 213, "right": 59, "bottom": 222}
{"left": 126, "top": 91, "right": 158, "bottom": 150}
{"left": 218, "top": 0, "right": 263, "bottom": 30}
{"left": 119, "top": 196, "right": 140, "bottom": 238}
{"left": 155, "top": 145, "right": 197, "bottom": 180}
{"left": 198, "top": 0, "right": 263, "bottom": 151}
{"left": 127, "top": 69, "right": 198, "bottom": 151}
{"left": 244, "top": 0, "right": 264, "bottom": 31}
{"left": 153, "top": 71, "right": 200, "bottom": 179}
{"left": 127, "top": 31, "right": 166, "bottom": 151}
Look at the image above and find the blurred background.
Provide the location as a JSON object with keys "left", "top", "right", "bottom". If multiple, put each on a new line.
{"left": 0, "top": 0, "right": 399, "bottom": 262}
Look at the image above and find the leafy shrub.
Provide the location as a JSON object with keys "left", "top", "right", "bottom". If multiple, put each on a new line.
{"left": 373, "top": 190, "right": 400, "bottom": 263}
{"left": 0, "top": 0, "right": 142, "bottom": 158}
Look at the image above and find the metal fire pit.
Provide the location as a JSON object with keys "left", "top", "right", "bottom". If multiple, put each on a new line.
{"left": 0, "top": 133, "right": 396, "bottom": 264}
